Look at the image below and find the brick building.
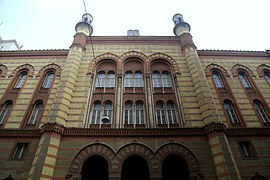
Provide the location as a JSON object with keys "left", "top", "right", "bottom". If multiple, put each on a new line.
{"left": 0, "top": 13, "right": 270, "bottom": 180}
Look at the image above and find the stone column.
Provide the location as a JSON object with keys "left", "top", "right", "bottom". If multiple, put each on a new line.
{"left": 115, "top": 74, "right": 122, "bottom": 128}
{"left": 146, "top": 73, "right": 154, "bottom": 128}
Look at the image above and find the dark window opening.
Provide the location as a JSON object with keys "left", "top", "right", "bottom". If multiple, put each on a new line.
{"left": 239, "top": 141, "right": 256, "bottom": 157}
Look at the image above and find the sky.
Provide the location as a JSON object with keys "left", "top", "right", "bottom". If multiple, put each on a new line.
{"left": 0, "top": 0, "right": 269, "bottom": 51}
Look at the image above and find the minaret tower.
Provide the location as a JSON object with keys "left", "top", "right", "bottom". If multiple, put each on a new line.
{"left": 28, "top": 13, "right": 94, "bottom": 179}
{"left": 173, "top": 13, "right": 241, "bottom": 179}
{"left": 72, "top": 13, "right": 93, "bottom": 48}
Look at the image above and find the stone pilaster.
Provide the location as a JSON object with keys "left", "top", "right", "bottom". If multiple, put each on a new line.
{"left": 28, "top": 123, "right": 64, "bottom": 180}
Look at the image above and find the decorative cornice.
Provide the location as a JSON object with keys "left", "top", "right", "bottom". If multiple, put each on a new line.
{"left": 87, "top": 36, "right": 181, "bottom": 45}
{"left": 0, "top": 129, "right": 41, "bottom": 138}
{"left": 63, "top": 128, "right": 205, "bottom": 137}
{"left": 0, "top": 50, "right": 69, "bottom": 58}
{"left": 226, "top": 128, "right": 270, "bottom": 136}
{"left": 41, "top": 122, "right": 65, "bottom": 135}
{"left": 198, "top": 49, "right": 268, "bottom": 57}
{"left": 0, "top": 126, "right": 270, "bottom": 138}
{"left": 204, "top": 122, "right": 226, "bottom": 134}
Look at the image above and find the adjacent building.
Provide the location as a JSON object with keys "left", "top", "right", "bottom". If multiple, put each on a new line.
{"left": 0, "top": 12, "right": 270, "bottom": 180}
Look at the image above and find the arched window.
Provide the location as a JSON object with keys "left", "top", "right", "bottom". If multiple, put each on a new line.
{"left": 106, "top": 72, "right": 115, "bottom": 87}
{"left": 28, "top": 101, "right": 43, "bottom": 124}
{"left": 96, "top": 72, "right": 106, "bottom": 87}
{"left": 42, "top": 72, "right": 55, "bottom": 88}
{"left": 124, "top": 102, "right": 133, "bottom": 124}
{"left": 125, "top": 71, "right": 133, "bottom": 87}
{"left": 253, "top": 100, "right": 270, "bottom": 124}
{"left": 153, "top": 71, "right": 161, "bottom": 87}
{"left": 162, "top": 72, "right": 171, "bottom": 87}
{"left": 239, "top": 71, "right": 252, "bottom": 88}
{"left": 167, "top": 102, "right": 177, "bottom": 124}
{"left": 0, "top": 101, "right": 13, "bottom": 125}
{"left": 135, "top": 102, "right": 144, "bottom": 124}
{"left": 224, "top": 101, "right": 239, "bottom": 125}
{"left": 264, "top": 71, "right": 270, "bottom": 85}
{"left": 156, "top": 102, "right": 166, "bottom": 124}
{"left": 212, "top": 71, "right": 224, "bottom": 88}
{"left": 134, "top": 72, "right": 143, "bottom": 87}
{"left": 91, "top": 101, "right": 101, "bottom": 124}
{"left": 14, "top": 72, "right": 27, "bottom": 89}
{"left": 104, "top": 101, "right": 113, "bottom": 124}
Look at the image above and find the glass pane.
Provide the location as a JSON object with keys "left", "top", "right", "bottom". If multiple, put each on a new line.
{"left": 265, "top": 72, "right": 270, "bottom": 84}
{"left": 125, "top": 72, "right": 133, "bottom": 87}
{"left": 162, "top": 72, "right": 171, "bottom": 87}
{"left": 153, "top": 72, "right": 161, "bottom": 87}
{"left": 96, "top": 73, "right": 105, "bottom": 87}
{"left": 239, "top": 73, "right": 252, "bottom": 88}
{"left": 212, "top": 73, "right": 224, "bottom": 88}
{"left": 15, "top": 73, "right": 27, "bottom": 88}
{"left": 135, "top": 72, "right": 143, "bottom": 87}
{"left": 42, "top": 72, "right": 54, "bottom": 88}
{"left": 107, "top": 73, "right": 115, "bottom": 87}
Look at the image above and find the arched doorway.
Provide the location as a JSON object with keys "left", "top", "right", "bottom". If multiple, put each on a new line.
{"left": 81, "top": 155, "right": 109, "bottom": 180}
{"left": 162, "top": 154, "right": 190, "bottom": 180}
{"left": 121, "top": 155, "right": 150, "bottom": 180}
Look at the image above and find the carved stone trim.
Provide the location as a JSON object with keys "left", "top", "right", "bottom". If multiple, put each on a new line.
{"left": 257, "top": 64, "right": 270, "bottom": 77}
{"left": 204, "top": 122, "right": 226, "bottom": 134}
{"left": 36, "top": 63, "right": 62, "bottom": 77}
{"left": 155, "top": 142, "right": 200, "bottom": 179}
{"left": 231, "top": 63, "right": 256, "bottom": 77}
{"left": 68, "top": 143, "right": 115, "bottom": 179}
{"left": 63, "top": 128, "right": 205, "bottom": 137}
{"left": 205, "top": 63, "right": 230, "bottom": 77}
{"left": 0, "top": 129, "right": 41, "bottom": 138}
{"left": 40, "top": 122, "right": 65, "bottom": 135}
{"left": 0, "top": 50, "right": 68, "bottom": 58}
{"left": 121, "top": 50, "right": 148, "bottom": 62}
{"left": 198, "top": 50, "right": 268, "bottom": 57}
{"left": 0, "top": 64, "right": 8, "bottom": 77}
{"left": 148, "top": 53, "right": 180, "bottom": 74}
{"left": 9, "top": 63, "right": 35, "bottom": 78}
{"left": 115, "top": 143, "right": 155, "bottom": 174}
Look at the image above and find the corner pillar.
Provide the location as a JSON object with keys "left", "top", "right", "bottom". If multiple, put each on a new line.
{"left": 205, "top": 122, "right": 241, "bottom": 179}
{"left": 28, "top": 123, "right": 64, "bottom": 180}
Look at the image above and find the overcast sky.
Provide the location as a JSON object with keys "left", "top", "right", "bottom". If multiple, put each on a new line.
{"left": 0, "top": 0, "right": 269, "bottom": 51}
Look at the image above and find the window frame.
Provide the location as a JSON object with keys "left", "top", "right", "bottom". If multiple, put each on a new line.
{"left": 253, "top": 100, "right": 270, "bottom": 124}
{"left": 156, "top": 101, "right": 166, "bottom": 124}
{"left": 223, "top": 100, "right": 240, "bottom": 126}
{"left": 237, "top": 140, "right": 257, "bottom": 158}
{"left": 238, "top": 71, "right": 252, "bottom": 89}
{"left": 11, "top": 142, "right": 29, "bottom": 159}
{"left": 264, "top": 71, "right": 270, "bottom": 85}
{"left": 166, "top": 102, "right": 177, "bottom": 124}
{"left": 42, "top": 71, "right": 55, "bottom": 89}
{"left": 28, "top": 101, "right": 44, "bottom": 125}
{"left": 124, "top": 102, "right": 133, "bottom": 125}
{"left": 135, "top": 102, "right": 145, "bottom": 124}
{"left": 0, "top": 101, "right": 13, "bottom": 125}
{"left": 212, "top": 71, "right": 225, "bottom": 89}
{"left": 14, "top": 71, "right": 28, "bottom": 89}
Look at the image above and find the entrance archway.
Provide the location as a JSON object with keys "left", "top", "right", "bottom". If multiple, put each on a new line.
{"left": 81, "top": 155, "right": 109, "bottom": 180}
{"left": 121, "top": 155, "right": 150, "bottom": 180}
{"left": 162, "top": 154, "right": 190, "bottom": 180}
